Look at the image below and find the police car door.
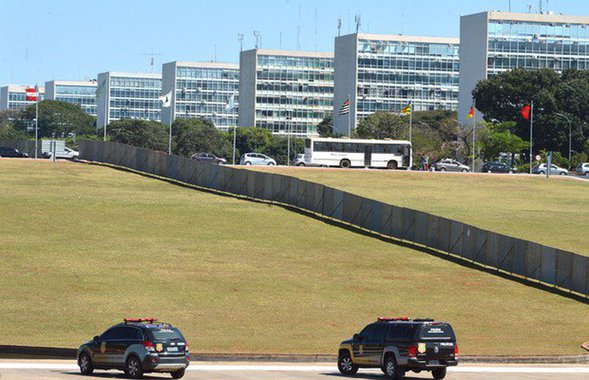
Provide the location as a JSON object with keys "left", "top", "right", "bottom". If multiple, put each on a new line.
{"left": 93, "top": 328, "right": 115, "bottom": 367}
{"left": 365, "top": 323, "right": 388, "bottom": 366}
{"left": 354, "top": 324, "right": 378, "bottom": 365}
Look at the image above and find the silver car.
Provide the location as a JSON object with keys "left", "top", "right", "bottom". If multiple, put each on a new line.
{"left": 293, "top": 154, "right": 306, "bottom": 166}
{"left": 240, "top": 153, "right": 276, "bottom": 166}
{"left": 434, "top": 158, "right": 470, "bottom": 172}
{"left": 533, "top": 163, "right": 568, "bottom": 175}
{"left": 576, "top": 163, "right": 589, "bottom": 176}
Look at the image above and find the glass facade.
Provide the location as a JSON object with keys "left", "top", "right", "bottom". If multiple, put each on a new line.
{"left": 108, "top": 76, "right": 161, "bottom": 121}
{"left": 55, "top": 84, "right": 97, "bottom": 116}
{"left": 487, "top": 20, "right": 589, "bottom": 74}
{"left": 175, "top": 66, "right": 239, "bottom": 128}
{"left": 356, "top": 38, "right": 460, "bottom": 120}
{"left": 8, "top": 90, "right": 45, "bottom": 109}
{"left": 255, "top": 54, "right": 334, "bottom": 135}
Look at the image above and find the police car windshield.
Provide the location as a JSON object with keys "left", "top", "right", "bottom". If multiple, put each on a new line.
{"left": 419, "top": 324, "right": 455, "bottom": 341}
{"left": 148, "top": 327, "right": 183, "bottom": 341}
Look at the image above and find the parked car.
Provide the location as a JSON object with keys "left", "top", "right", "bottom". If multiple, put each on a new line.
{"left": 576, "top": 162, "right": 589, "bottom": 176}
{"left": 0, "top": 146, "right": 28, "bottom": 158}
{"left": 293, "top": 154, "right": 306, "bottom": 166}
{"left": 190, "top": 152, "right": 226, "bottom": 165}
{"left": 43, "top": 147, "right": 79, "bottom": 159}
{"left": 532, "top": 163, "right": 568, "bottom": 175}
{"left": 240, "top": 153, "right": 276, "bottom": 166}
{"left": 481, "top": 161, "right": 516, "bottom": 174}
{"left": 434, "top": 158, "right": 470, "bottom": 172}
{"left": 338, "top": 316, "right": 458, "bottom": 380}
{"left": 77, "top": 318, "right": 189, "bottom": 379}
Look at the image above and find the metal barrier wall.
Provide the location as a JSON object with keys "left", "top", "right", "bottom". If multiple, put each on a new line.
{"left": 79, "top": 140, "right": 588, "bottom": 297}
{"left": 0, "top": 140, "right": 39, "bottom": 157}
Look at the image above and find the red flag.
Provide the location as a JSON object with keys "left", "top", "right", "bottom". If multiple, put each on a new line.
{"left": 25, "top": 87, "right": 38, "bottom": 101}
{"left": 467, "top": 106, "right": 475, "bottom": 119}
{"left": 520, "top": 104, "right": 531, "bottom": 121}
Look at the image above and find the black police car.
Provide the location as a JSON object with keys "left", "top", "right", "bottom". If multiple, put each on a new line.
{"left": 338, "top": 317, "right": 458, "bottom": 380}
{"left": 0, "top": 146, "right": 28, "bottom": 158}
{"left": 77, "top": 318, "right": 189, "bottom": 379}
{"left": 481, "top": 161, "right": 516, "bottom": 174}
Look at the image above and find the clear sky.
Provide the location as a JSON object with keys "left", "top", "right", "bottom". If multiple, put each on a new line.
{"left": 0, "top": 0, "right": 587, "bottom": 86}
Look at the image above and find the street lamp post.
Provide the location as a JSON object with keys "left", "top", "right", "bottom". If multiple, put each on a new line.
{"left": 555, "top": 112, "right": 572, "bottom": 162}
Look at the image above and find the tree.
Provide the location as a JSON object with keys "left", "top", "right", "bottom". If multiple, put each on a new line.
{"left": 172, "top": 118, "right": 231, "bottom": 158}
{"left": 473, "top": 68, "right": 589, "bottom": 159}
{"left": 0, "top": 123, "right": 29, "bottom": 141}
{"left": 479, "top": 121, "right": 528, "bottom": 161}
{"left": 356, "top": 111, "right": 408, "bottom": 139}
{"left": 231, "top": 126, "right": 274, "bottom": 157}
{"left": 108, "top": 119, "right": 168, "bottom": 151}
{"left": 17, "top": 100, "right": 96, "bottom": 138}
{"left": 317, "top": 115, "right": 333, "bottom": 137}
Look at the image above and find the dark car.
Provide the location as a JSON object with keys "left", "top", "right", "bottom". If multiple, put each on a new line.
{"left": 338, "top": 317, "right": 458, "bottom": 380}
{"left": 481, "top": 161, "right": 516, "bottom": 174}
{"left": 190, "top": 152, "right": 227, "bottom": 165}
{"left": 77, "top": 318, "right": 189, "bottom": 379}
{"left": 0, "top": 146, "right": 28, "bottom": 158}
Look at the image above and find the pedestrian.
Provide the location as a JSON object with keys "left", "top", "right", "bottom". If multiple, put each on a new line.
{"left": 422, "top": 156, "right": 427, "bottom": 171}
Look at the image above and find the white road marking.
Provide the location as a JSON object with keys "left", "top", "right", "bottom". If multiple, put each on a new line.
{"left": 0, "top": 362, "right": 588, "bottom": 374}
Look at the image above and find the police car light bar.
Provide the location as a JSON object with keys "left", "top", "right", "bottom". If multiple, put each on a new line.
{"left": 377, "top": 316, "right": 411, "bottom": 322}
{"left": 124, "top": 317, "right": 158, "bottom": 323}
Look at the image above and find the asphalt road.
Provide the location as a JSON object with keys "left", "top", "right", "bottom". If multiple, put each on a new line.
{"left": 0, "top": 361, "right": 588, "bottom": 380}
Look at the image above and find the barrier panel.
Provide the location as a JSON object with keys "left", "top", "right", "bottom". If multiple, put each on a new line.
{"left": 78, "top": 141, "right": 588, "bottom": 297}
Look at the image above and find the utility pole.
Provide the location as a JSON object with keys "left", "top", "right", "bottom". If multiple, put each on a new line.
{"left": 337, "top": 17, "right": 342, "bottom": 37}
{"left": 238, "top": 33, "right": 244, "bottom": 52}
{"left": 355, "top": 14, "right": 361, "bottom": 33}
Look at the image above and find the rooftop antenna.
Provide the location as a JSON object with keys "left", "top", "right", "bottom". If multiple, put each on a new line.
{"left": 337, "top": 17, "right": 342, "bottom": 37}
{"left": 141, "top": 52, "right": 163, "bottom": 73}
{"left": 297, "top": 4, "right": 301, "bottom": 50}
{"left": 213, "top": 44, "right": 217, "bottom": 62}
{"left": 355, "top": 14, "right": 361, "bottom": 34}
{"left": 253, "top": 30, "right": 262, "bottom": 49}
{"left": 526, "top": 3, "right": 532, "bottom": 13}
{"left": 238, "top": 33, "right": 244, "bottom": 52}
{"left": 314, "top": 6, "right": 318, "bottom": 51}
{"left": 508, "top": 0, "right": 511, "bottom": 12}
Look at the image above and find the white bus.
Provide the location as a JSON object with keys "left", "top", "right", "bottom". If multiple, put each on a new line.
{"left": 304, "top": 138, "right": 412, "bottom": 169}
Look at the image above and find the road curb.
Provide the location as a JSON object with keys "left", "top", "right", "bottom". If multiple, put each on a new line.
{"left": 1, "top": 346, "right": 588, "bottom": 364}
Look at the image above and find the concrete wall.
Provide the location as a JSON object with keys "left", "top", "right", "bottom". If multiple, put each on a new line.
{"left": 333, "top": 34, "right": 358, "bottom": 136}
{"left": 79, "top": 140, "right": 589, "bottom": 299}
{"left": 161, "top": 62, "right": 176, "bottom": 126}
{"left": 44, "top": 81, "right": 56, "bottom": 100}
{"left": 0, "top": 86, "right": 8, "bottom": 111}
{"left": 238, "top": 49, "right": 258, "bottom": 127}
{"left": 458, "top": 12, "right": 490, "bottom": 123}
{"left": 96, "top": 72, "right": 110, "bottom": 131}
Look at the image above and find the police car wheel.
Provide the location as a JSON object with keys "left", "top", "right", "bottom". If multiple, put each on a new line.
{"left": 432, "top": 367, "right": 447, "bottom": 380}
{"left": 125, "top": 356, "right": 144, "bottom": 379}
{"left": 384, "top": 355, "right": 401, "bottom": 379}
{"left": 337, "top": 352, "right": 358, "bottom": 375}
{"left": 78, "top": 352, "right": 94, "bottom": 375}
{"left": 171, "top": 368, "right": 185, "bottom": 379}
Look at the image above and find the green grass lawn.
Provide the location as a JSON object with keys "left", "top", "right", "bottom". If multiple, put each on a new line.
{"left": 250, "top": 167, "right": 589, "bottom": 257}
{"left": 0, "top": 160, "right": 587, "bottom": 356}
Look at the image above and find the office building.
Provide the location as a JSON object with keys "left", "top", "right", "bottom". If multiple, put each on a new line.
{"left": 96, "top": 71, "right": 162, "bottom": 129}
{"left": 459, "top": 11, "right": 589, "bottom": 121}
{"left": 333, "top": 33, "right": 460, "bottom": 135}
{"left": 239, "top": 49, "right": 334, "bottom": 136}
{"left": 45, "top": 80, "right": 97, "bottom": 116}
{"left": 0, "top": 85, "right": 45, "bottom": 110}
{"left": 161, "top": 61, "right": 239, "bottom": 129}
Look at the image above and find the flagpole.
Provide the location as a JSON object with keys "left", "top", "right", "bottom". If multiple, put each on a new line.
{"left": 34, "top": 85, "right": 39, "bottom": 159}
{"left": 409, "top": 101, "right": 413, "bottom": 143}
{"left": 232, "top": 125, "right": 237, "bottom": 165}
{"left": 529, "top": 100, "right": 534, "bottom": 175}
{"left": 347, "top": 93, "right": 351, "bottom": 137}
{"left": 472, "top": 101, "right": 476, "bottom": 172}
